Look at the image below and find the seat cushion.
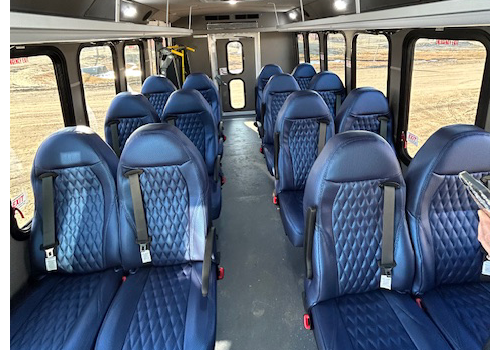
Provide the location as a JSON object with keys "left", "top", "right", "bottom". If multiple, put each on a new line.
{"left": 311, "top": 290, "right": 452, "bottom": 350}
{"left": 11, "top": 269, "right": 122, "bottom": 350}
{"left": 263, "top": 143, "right": 275, "bottom": 175}
{"left": 421, "top": 283, "right": 489, "bottom": 350}
{"left": 96, "top": 263, "right": 216, "bottom": 350}
{"left": 278, "top": 190, "right": 304, "bottom": 247}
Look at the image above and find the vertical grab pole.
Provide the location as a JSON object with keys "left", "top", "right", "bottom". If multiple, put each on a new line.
{"left": 355, "top": 0, "right": 361, "bottom": 13}
{"left": 115, "top": 0, "right": 120, "bottom": 22}
{"left": 166, "top": 0, "right": 170, "bottom": 27}
{"left": 189, "top": 5, "right": 193, "bottom": 30}
{"left": 299, "top": 0, "right": 305, "bottom": 21}
{"left": 268, "top": 3, "right": 279, "bottom": 26}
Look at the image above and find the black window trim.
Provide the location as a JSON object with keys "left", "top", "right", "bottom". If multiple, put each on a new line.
{"left": 398, "top": 28, "right": 490, "bottom": 165}
{"left": 325, "top": 31, "right": 347, "bottom": 81}
{"left": 228, "top": 78, "right": 247, "bottom": 110}
{"left": 226, "top": 40, "right": 245, "bottom": 75}
{"left": 78, "top": 41, "right": 120, "bottom": 127}
{"left": 123, "top": 39, "right": 147, "bottom": 88}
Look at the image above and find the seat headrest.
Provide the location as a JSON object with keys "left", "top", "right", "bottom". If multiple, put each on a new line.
{"left": 163, "top": 89, "right": 212, "bottom": 116}
{"left": 33, "top": 126, "right": 118, "bottom": 174}
{"left": 336, "top": 87, "right": 389, "bottom": 117}
{"left": 277, "top": 90, "right": 331, "bottom": 122}
{"left": 291, "top": 63, "right": 316, "bottom": 78}
{"left": 183, "top": 73, "right": 217, "bottom": 92}
{"left": 263, "top": 73, "right": 300, "bottom": 95}
{"left": 257, "top": 64, "right": 283, "bottom": 86}
{"left": 308, "top": 71, "right": 344, "bottom": 92}
{"left": 310, "top": 131, "right": 400, "bottom": 183}
{"left": 105, "top": 92, "right": 159, "bottom": 123}
{"left": 405, "top": 124, "right": 489, "bottom": 215}
{"left": 141, "top": 75, "right": 177, "bottom": 95}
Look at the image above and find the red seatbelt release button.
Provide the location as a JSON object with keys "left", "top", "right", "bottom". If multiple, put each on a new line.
{"left": 303, "top": 314, "right": 312, "bottom": 330}
{"left": 217, "top": 267, "right": 225, "bottom": 280}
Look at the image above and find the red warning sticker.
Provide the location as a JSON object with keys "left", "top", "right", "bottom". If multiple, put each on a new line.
{"left": 12, "top": 193, "right": 27, "bottom": 209}
{"left": 407, "top": 131, "right": 419, "bottom": 147}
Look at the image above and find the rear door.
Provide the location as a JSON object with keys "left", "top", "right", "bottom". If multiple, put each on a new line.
{"left": 215, "top": 37, "right": 256, "bottom": 114}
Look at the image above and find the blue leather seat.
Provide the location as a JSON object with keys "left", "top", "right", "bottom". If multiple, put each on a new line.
{"left": 162, "top": 89, "right": 222, "bottom": 219}
{"left": 308, "top": 71, "right": 346, "bottom": 118}
{"left": 183, "top": 73, "right": 225, "bottom": 156}
{"left": 11, "top": 126, "right": 122, "bottom": 350}
{"left": 335, "top": 87, "right": 394, "bottom": 148}
{"left": 274, "top": 91, "right": 334, "bottom": 246}
{"left": 141, "top": 75, "right": 177, "bottom": 116}
{"left": 303, "top": 131, "right": 452, "bottom": 350}
{"left": 291, "top": 63, "right": 316, "bottom": 90}
{"left": 96, "top": 123, "right": 216, "bottom": 350}
{"left": 255, "top": 64, "right": 283, "bottom": 124}
{"left": 405, "top": 124, "right": 490, "bottom": 350}
{"left": 261, "top": 73, "right": 300, "bottom": 175}
{"left": 104, "top": 92, "right": 160, "bottom": 157}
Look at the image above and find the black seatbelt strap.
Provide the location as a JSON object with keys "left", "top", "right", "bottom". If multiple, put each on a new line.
{"left": 202, "top": 226, "right": 215, "bottom": 297}
{"left": 40, "top": 173, "right": 58, "bottom": 271}
{"left": 257, "top": 104, "right": 266, "bottom": 138}
{"left": 378, "top": 116, "right": 389, "bottom": 141}
{"left": 274, "top": 132, "right": 280, "bottom": 180}
{"left": 318, "top": 121, "right": 328, "bottom": 155}
{"left": 379, "top": 181, "right": 399, "bottom": 290}
{"left": 125, "top": 169, "right": 152, "bottom": 264}
{"left": 335, "top": 93, "right": 342, "bottom": 115}
{"left": 305, "top": 207, "right": 317, "bottom": 280}
{"left": 214, "top": 155, "right": 221, "bottom": 183}
{"left": 109, "top": 121, "right": 121, "bottom": 157}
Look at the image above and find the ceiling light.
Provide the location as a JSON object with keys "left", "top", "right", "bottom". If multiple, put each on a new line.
{"left": 288, "top": 11, "right": 298, "bottom": 20}
{"left": 228, "top": 0, "right": 237, "bottom": 4}
{"left": 334, "top": 0, "right": 347, "bottom": 11}
{"left": 123, "top": 6, "right": 138, "bottom": 18}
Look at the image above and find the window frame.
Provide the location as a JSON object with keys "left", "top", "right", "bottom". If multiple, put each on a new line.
{"left": 398, "top": 28, "right": 490, "bottom": 164}
{"left": 225, "top": 40, "right": 245, "bottom": 75}
{"left": 78, "top": 42, "right": 120, "bottom": 127}
{"left": 352, "top": 32, "right": 392, "bottom": 96}
{"left": 228, "top": 78, "right": 247, "bottom": 110}
{"left": 325, "top": 31, "right": 347, "bottom": 80}
{"left": 123, "top": 40, "right": 147, "bottom": 88}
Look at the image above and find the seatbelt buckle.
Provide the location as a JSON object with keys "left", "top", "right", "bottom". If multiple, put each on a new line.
{"left": 44, "top": 247, "right": 57, "bottom": 272}
{"left": 139, "top": 242, "right": 152, "bottom": 264}
{"left": 482, "top": 260, "right": 490, "bottom": 276}
{"left": 379, "top": 263, "right": 396, "bottom": 290}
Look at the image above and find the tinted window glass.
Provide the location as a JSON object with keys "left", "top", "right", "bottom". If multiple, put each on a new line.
{"left": 309, "top": 33, "right": 321, "bottom": 72}
{"left": 327, "top": 33, "right": 346, "bottom": 83}
{"left": 355, "top": 34, "right": 389, "bottom": 94}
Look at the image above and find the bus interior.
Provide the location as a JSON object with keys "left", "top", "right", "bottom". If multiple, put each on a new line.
{"left": 9, "top": 0, "right": 491, "bottom": 349}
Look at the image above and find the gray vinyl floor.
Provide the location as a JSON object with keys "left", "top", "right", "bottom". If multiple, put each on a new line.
{"left": 214, "top": 118, "right": 317, "bottom": 350}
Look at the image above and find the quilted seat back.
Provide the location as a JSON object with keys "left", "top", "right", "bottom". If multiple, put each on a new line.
{"left": 291, "top": 63, "right": 317, "bottom": 90}
{"left": 308, "top": 71, "right": 346, "bottom": 118}
{"left": 275, "top": 90, "right": 334, "bottom": 193}
{"left": 104, "top": 92, "right": 160, "bottom": 154}
{"left": 162, "top": 89, "right": 218, "bottom": 177}
{"left": 141, "top": 75, "right": 177, "bottom": 116}
{"left": 118, "top": 123, "right": 211, "bottom": 271}
{"left": 262, "top": 73, "right": 300, "bottom": 145}
{"left": 183, "top": 73, "right": 221, "bottom": 123}
{"left": 405, "top": 125, "right": 490, "bottom": 294}
{"left": 256, "top": 64, "right": 283, "bottom": 122}
{"left": 335, "top": 87, "right": 394, "bottom": 148}
{"left": 30, "top": 126, "right": 120, "bottom": 275}
{"left": 303, "top": 131, "right": 414, "bottom": 309}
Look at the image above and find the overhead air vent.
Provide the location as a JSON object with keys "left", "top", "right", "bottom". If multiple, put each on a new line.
{"left": 206, "top": 21, "right": 258, "bottom": 30}
{"left": 205, "top": 15, "right": 231, "bottom": 21}
{"left": 234, "top": 14, "right": 260, "bottom": 20}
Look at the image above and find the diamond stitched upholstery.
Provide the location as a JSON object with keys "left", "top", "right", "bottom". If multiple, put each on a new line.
{"left": 333, "top": 180, "right": 383, "bottom": 295}
{"left": 146, "top": 93, "right": 171, "bottom": 116}
{"left": 10, "top": 273, "right": 102, "bottom": 349}
{"left": 429, "top": 173, "right": 487, "bottom": 285}
{"left": 122, "top": 266, "right": 191, "bottom": 350}
{"left": 350, "top": 115, "right": 381, "bottom": 133}
{"left": 139, "top": 166, "right": 189, "bottom": 265}
{"left": 175, "top": 113, "right": 206, "bottom": 157}
{"left": 434, "top": 283, "right": 490, "bottom": 345}
{"left": 337, "top": 292, "right": 417, "bottom": 350}
{"left": 117, "top": 118, "right": 146, "bottom": 151}
{"left": 269, "top": 92, "right": 292, "bottom": 127}
{"left": 54, "top": 166, "right": 104, "bottom": 273}
{"left": 289, "top": 119, "right": 319, "bottom": 189}
{"left": 317, "top": 91, "right": 338, "bottom": 117}
{"left": 296, "top": 77, "right": 312, "bottom": 90}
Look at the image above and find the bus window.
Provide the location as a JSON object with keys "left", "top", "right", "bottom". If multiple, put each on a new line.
{"left": 327, "top": 33, "right": 346, "bottom": 84}
{"left": 227, "top": 41, "right": 244, "bottom": 74}
{"left": 10, "top": 55, "right": 64, "bottom": 227}
{"left": 147, "top": 39, "right": 157, "bottom": 75}
{"left": 297, "top": 34, "right": 305, "bottom": 63}
{"left": 229, "top": 79, "right": 245, "bottom": 109}
{"left": 355, "top": 34, "right": 389, "bottom": 94}
{"left": 124, "top": 44, "right": 143, "bottom": 92}
{"left": 80, "top": 45, "right": 116, "bottom": 139}
{"left": 308, "top": 33, "right": 320, "bottom": 72}
{"left": 407, "top": 39, "right": 487, "bottom": 157}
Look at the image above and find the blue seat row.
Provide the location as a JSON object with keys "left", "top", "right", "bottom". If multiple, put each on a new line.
{"left": 11, "top": 124, "right": 220, "bottom": 350}
{"left": 301, "top": 124, "right": 489, "bottom": 350}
